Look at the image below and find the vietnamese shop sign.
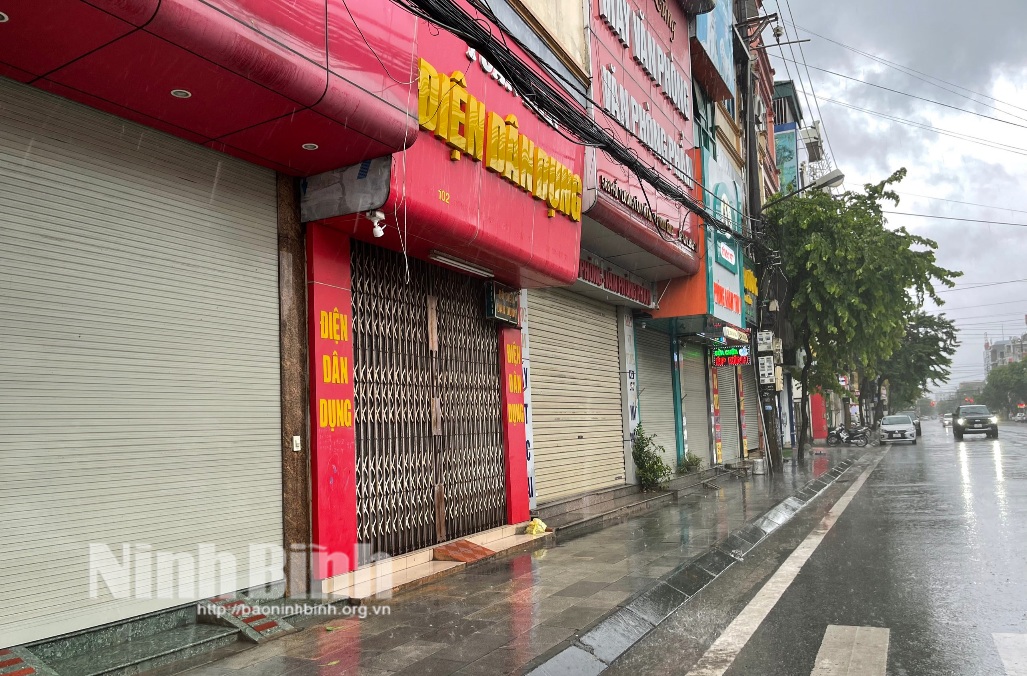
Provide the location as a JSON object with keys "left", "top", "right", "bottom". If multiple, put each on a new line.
{"left": 598, "top": 0, "right": 692, "bottom": 180}
{"left": 589, "top": 0, "right": 698, "bottom": 257}
{"left": 578, "top": 252, "right": 655, "bottom": 307}
{"left": 712, "top": 345, "right": 751, "bottom": 367}
{"left": 417, "top": 57, "right": 582, "bottom": 222}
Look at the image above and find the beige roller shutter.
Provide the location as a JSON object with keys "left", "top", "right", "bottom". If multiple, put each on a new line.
{"left": 680, "top": 344, "right": 711, "bottom": 463}
{"left": 636, "top": 328, "right": 677, "bottom": 471}
{"left": 741, "top": 363, "right": 761, "bottom": 454}
{"left": 718, "top": 366, "right": 741, "bottom": 463}
{"left": 0, "top": 79, "right": 281, "bottom": 646}
{"left": 527, "top": 288, "right": 624, "bottom": 501}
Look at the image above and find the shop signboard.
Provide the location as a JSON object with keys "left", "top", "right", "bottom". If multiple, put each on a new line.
{"left": 589, "top": 0, "right": 700, "bottom": 262}
{"left": 487, "top": 282, "right": 521, "bottom": 325}
{"left": 711, "top": 345, "right": 751, "bottom": 367}
{"left": 302, "top": 11, "right": 587, "bottom": 287}
{"left": 575, "top": 249, "right": 657, "bottom": 308}
{"left": 775, "top": 126, "right": 799, "bottom": 193}
{"left": 693, "top": 0, "right": 735, "bottom": 101}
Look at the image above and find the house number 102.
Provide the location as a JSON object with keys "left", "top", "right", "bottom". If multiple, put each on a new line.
{"left": 438, "top": 189, "right": 451, "bottom": 204}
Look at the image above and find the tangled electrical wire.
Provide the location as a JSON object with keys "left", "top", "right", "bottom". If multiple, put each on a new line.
{"left": 388, "top": 0, "right": 758, "bottom": 250}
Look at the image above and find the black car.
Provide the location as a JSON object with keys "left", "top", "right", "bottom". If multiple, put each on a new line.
{"left": 898, "top": 410, "right": 922, "bottom": 435}
{"left": 952, "top": 405, "right": 999, "bottom": 440}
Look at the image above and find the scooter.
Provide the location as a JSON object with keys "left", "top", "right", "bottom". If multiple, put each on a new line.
{"left": 826, "top": 425, "right": 869, "bottom": 447}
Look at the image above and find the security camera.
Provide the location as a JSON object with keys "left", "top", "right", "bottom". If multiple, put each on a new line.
{"left": 366, "top": 210, "right": 386, "bottom": 238}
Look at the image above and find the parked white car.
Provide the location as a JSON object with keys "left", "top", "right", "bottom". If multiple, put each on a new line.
{"left": 881, "top": 414, "right": 918, "bottom": 444}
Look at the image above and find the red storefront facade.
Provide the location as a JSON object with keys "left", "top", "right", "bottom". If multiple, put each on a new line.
{"left": 302, "top": 5, "right": 586, "bottom": 580}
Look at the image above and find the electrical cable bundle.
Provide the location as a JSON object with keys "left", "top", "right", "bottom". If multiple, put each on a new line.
{"left": 386, "top": 0, "right": 754, "bottom": 248}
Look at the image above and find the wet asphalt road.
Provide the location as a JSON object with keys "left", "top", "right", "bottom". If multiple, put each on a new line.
{"left": 611, "top": 422, "right": 1027, "bottom": 676}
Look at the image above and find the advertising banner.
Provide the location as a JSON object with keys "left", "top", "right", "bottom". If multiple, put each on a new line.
{"left": 703, "top": 148, "right": 745, "bottom": 327}
{"left": 693, "top": 0, "right": 735, "bottom": 100}
{"left": 775, "top": 127, "right": 799, "bottom": 193}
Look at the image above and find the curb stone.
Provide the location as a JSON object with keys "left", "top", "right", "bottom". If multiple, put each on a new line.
{"left": 524, "top": 456, "right": 860, "bottom": 676}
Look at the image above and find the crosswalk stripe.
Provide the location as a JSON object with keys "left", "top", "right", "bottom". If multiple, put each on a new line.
{"left": 811, "top": 625, "right": 889, "bottom": 675}
{"left": 994, "top": 633, "right": 1027, "bottom": 675}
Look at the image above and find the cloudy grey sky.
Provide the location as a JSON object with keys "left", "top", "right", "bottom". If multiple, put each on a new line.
{"left": 762, "top": 0, "right": 1027, "bottom": 397}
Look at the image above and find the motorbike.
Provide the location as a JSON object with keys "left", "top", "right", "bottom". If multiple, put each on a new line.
{"left": 826, "top": 425, "right": 870, "bottom": 447}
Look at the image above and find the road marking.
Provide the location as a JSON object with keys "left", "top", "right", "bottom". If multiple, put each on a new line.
{"left": 994, "top": 634, "right": 1027, "bottom": 675}
{"left": 811, "top": 625, "right": 889, "bottom": 675}
{"left": 685, "top": 450, "right": 888, "bottom": 676}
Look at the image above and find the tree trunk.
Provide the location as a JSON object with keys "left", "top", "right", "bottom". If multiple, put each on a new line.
{"left": 797, "top": 325, "right": 814, "bottom": 461}
{"left": 874, "top": 378, "right": 886, "bottom": 422}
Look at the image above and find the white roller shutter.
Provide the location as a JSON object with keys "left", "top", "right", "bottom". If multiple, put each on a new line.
{"left": 527, "top": 288, "right": 623, "bottom": 501}
{"left": 0, "top": 79, "right": 281, "bottom": 645}
{"left": 680, "top": 344, "right": 711, "bottom": 463}
{"left": 718, "top": 367, "right": 741, "bottom": 463}
{"left": 636, "top": 328, "right": 677, "bottom": 471}
{"left": 742, "top": 363, "right": 760, "bottom": 455}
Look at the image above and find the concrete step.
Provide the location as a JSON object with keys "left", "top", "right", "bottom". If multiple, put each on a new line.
{"left": 532, "top": 483, "right": 642, "bottom": 522}
{"left": 544, "top": 490, "right": 677, "bottom": 540}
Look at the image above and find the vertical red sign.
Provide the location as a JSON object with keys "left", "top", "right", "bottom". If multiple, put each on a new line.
{"left": 737, "top": 366, "right": 747, "bottom": 458}
{"left": 499, "top": 327, "right": 530, "bottom": 524}
{"left": 306, "top": 223, "right": 357, "bottom": 580}
{"left": 711, "top": 366, "right": 722, "bottom": 464}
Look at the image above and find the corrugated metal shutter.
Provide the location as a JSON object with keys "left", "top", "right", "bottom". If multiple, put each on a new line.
{"left": 742, "top": 363, "right": 760, "bottom": 454}
{"left": 0, "top": 79, "right": 281, "bottom": 646}
{"left": 635, "top": 328, "right": 677, "bottom": 471}
{"left": 718, "top": 367, "right": 741, "bottom": 463}
{"left": 680, "top": 345, "right": 711, "bottom": 462}
{"left": 527, "top": 288, "right": 623, "bottom": 501}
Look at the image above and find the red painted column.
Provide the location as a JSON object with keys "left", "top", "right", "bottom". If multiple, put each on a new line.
{"left": 306, "top": 223, "right": 357, "bottom": 579}
{"left": 811, "top": 392, "right": 829, "bottom": 441}
{"left": 499, "top": 327, "right": 530, "bottom": 524}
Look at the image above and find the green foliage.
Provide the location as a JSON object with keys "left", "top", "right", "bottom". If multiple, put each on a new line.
{"left": 632, "top": 425, "right": 673, "bottom": 491}
{"left": 762, "top": 168, "right": 962, "bottom": 451}
{"left": 880, "top": 312, "right": 959, "bottom": 411}
{"left": 981, "top": 361, "right": 1027, "bottom": 413}
{"left": 678, "top": 451, "right": 703, "bottom": 474}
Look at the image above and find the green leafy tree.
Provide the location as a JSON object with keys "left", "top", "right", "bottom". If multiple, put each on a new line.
{"left": 763, "top": 169, "right": 961, "bottom": 457}
{"left": 877, "top": 312, "right": 959, "bottom": 415}
{"left": 981, "top": 361, "right": 1027, "bottom": 415}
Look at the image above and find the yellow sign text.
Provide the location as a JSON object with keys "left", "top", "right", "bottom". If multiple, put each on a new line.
{"left": 319, "top": 398, "right": 353, "bottom": 431}
{"left": 418, "top": 57, "right": 582, "bottom": 222}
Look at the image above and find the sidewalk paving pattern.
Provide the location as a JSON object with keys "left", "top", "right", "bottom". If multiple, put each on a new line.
{"left": 170, "top": 451, "right": 856, "bottom": 676}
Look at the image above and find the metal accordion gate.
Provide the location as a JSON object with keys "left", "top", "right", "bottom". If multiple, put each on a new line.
{"left": 350, "top": 241, "right": 507, "bottom": 563}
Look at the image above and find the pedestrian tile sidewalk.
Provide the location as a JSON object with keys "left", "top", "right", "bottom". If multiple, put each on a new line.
{"left": 163, "top": 452, "right": 849, "bottom": 676}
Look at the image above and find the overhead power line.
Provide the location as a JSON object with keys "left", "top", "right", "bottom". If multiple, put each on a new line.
{"left": 898, "top": 193, "right": 1027, "bottom": 217}
{"left": 938, "top": 279, "right": 1027, "bottom": 293}
{"left": 768, "top": 54, "right": 1027, "bottom": 131}
{"left": 883, "top": 211, "right": 1027, "bottom": 228}
{"left": 929, "top": 299, "right": 1027, "bottom": 312}
{"left": 786, "top": 21, "right": 1027, "bottom": 118}
{"left": 812, "top": 96, "right": 1027, "bottom": 158}
{"left": 781, "top": 0, "right": 838, "bottom": 168}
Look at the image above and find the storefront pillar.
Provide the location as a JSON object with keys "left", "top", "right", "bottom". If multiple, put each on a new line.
{"left": 499, "top": 327, "right": 530, "bottom": 524}
{"left": 306, "top": 223, "right": 358, "bottom": 580}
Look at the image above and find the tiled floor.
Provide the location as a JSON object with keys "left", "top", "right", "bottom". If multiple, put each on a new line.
{"left": 169, "top": 453, "right": 849, "bottom": 676}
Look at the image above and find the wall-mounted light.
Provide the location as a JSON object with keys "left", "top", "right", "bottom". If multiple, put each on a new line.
{"left": 301, "top": 143, "right": 319, "bottom": 151}
{"left": 366, "top": 210, "right": 386, "bottom": 238}
{"left": 0, "top": 12, "right": 10, "bottom": 22}
{"left": 170, "top": 89, "right": 192, "bottom": 98}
